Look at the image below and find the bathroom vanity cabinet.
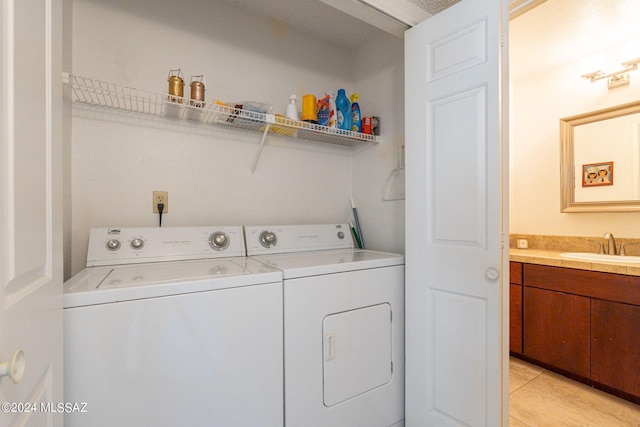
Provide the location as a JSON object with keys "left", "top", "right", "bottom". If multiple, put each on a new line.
{"left": 511, "top": 262, "right": 640, "bottom": 404}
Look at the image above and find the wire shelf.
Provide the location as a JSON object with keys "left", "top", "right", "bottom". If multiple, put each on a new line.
{"left": 64, "top": 74, "right": 381, "bottom": 147}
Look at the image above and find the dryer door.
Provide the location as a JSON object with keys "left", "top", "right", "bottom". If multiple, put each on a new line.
{"left": 323, "top": 303, "right": 392, "bottom": 406}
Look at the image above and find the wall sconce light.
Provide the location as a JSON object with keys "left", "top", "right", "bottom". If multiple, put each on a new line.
{"left": 580, "top": 40, "right": 640, "bottom": 89}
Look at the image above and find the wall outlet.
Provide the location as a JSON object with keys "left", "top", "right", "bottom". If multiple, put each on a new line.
{"left": 152, "top": 191, "right": 168, "bottom": 213}
{"left": 516, "top": 239, "right": 528, "bottom": 249}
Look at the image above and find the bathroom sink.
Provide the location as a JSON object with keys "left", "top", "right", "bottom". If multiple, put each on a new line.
{"left": 560, "top": 252, "right": 640, "bottom": 264}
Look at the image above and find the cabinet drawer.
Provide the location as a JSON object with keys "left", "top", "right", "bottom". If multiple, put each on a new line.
{"left": 510, "top": 262, "right": 522, "bottom": 285}
{"left": 523, "top": 264, "right": 640, "bottom": 306}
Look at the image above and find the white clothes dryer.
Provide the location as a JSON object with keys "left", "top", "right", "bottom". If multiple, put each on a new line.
{"left": 245, "top": 224, "right": 405, "bottom": 427}
{"left": 64, "top": 226, "right": 283, "bottom": 427}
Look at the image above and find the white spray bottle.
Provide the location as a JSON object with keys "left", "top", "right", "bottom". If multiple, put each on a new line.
{"left": 328, "top": 92, "right": 337, "bottom": 128}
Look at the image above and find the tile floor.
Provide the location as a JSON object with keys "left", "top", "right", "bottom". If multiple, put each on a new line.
{"left": 510, "top": 357, "right": 640, "bottom": 426}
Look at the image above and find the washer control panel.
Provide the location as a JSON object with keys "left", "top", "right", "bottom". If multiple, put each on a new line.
{"left": 244, "top": 224, "right": 353, "bottom": 256}
{"left": 86, "top": 226, "right": 245, "bottom": 267}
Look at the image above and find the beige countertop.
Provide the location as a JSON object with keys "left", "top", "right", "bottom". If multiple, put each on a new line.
{"left": 510, "top": 248, "right": 640, "bottom": 277}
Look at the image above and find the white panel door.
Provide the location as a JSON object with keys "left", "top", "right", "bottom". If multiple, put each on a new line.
{"left": 0, "top": 0, "right": 63, "bottom": 426}
{"left": 405, "top": 0, "right": 509, "bottom": 425}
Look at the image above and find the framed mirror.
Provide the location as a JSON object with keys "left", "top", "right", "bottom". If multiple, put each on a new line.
{"left": 560, "top": 100, "right": 640, "bottom": 212}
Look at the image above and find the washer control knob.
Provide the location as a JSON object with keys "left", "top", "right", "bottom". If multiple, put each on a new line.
{"left": 131, "top": 238, "right": 144, "bottom": 250}
{"left": 209, "top": 232, "right": 229, "bottom": 251}
{"left": 259, "top": 231, "right": 277, "bottom": 248}
{"left": 106, "top": 239, "right": 121, "bottom": 251}
{"left": 337, "top": 231, "right": 345, "bottom": 239}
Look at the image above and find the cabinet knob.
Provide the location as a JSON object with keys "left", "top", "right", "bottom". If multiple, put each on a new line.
{"left": 0, "top": 350, "right": 25, "bottom": 384}
{"left": 485, "top": 267, "right": 499, "bottom": 281}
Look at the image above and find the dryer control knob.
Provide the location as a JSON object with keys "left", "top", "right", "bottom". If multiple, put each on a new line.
{"left": 259, "top": 231, "right": 277, "bottom": 248}
{"left": 209, "top": 232, "right": 229, "bottom": 251}
{"left": 106, "top": 239, "right": 121, "bottom": 251}
{"left": 131, "top": 238, "right": 144, "bottom": 249}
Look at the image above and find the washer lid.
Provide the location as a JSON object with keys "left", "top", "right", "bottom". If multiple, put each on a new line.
{"left": 63, "top": 257, "right": 282, "bottom": 308}
{"left": 250, "top": 248, "right": 404, "bottom": 279}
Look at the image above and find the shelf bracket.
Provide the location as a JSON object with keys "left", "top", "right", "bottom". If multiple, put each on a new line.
{"left": 251, "top": 121, "right": 272, "bottom": 173}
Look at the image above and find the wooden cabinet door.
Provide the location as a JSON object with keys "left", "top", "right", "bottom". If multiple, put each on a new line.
{"left": 510, "top": 283, "right": 523, "bottom": 354}
{"left": 523, "top": 287, "right": 590, "bottom": 378}
{"left": 510, "top": 262, "right": 523, "bottom": 353}
{"left": 592, "top": 300, "right": 640, "bottom": 399}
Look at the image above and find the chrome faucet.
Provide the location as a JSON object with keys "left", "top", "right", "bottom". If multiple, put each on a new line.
{"left": 603, "top": 232, "right": 617, "bottom": 255}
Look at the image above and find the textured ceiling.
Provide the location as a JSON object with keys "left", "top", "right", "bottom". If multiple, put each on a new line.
{"left": 409, "top": 0, "right": 463, "bottom": 15}
{"left": 510, "top": 0, "right": 640, "bottom": 81}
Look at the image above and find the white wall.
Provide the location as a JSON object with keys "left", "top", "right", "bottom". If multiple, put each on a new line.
{"left": 510, "top": 47, "right": 640, "bottom": 238}
{"left": 352, "top": 33, "right": 405, "bottom": 255}
{"left": 69, "top": 0, "right": 404, "bottom": 276}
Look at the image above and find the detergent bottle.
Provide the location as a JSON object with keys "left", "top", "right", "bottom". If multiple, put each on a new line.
{"left": 301, "top": 94, "right": 318, "bottom": 123}
{"left": 335, "top": 89, "right": 351, "bottom": 131}
{"left": 316, "top": 94, "right": 331, "bottom": 126}
{"left": 350, "top": 93, "right": 361, "bottom": 132}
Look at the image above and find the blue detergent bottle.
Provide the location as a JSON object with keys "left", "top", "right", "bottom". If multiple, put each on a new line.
{"left": 335, "top": 89, "right": 352, "bottom": 131}
{"left": 350, "top": 93, "right": 361, "bottom": 132}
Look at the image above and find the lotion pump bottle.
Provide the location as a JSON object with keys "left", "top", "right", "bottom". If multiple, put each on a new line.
{"left": 286, "top": 94, "right": 298, "bottom": 120}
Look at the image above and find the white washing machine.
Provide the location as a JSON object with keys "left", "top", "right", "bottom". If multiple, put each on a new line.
{"left": 244, "top": 224, "right": 405, "bottom": 427}
{"left": 64, "top": 226, "right": 283, "bottom": 427}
